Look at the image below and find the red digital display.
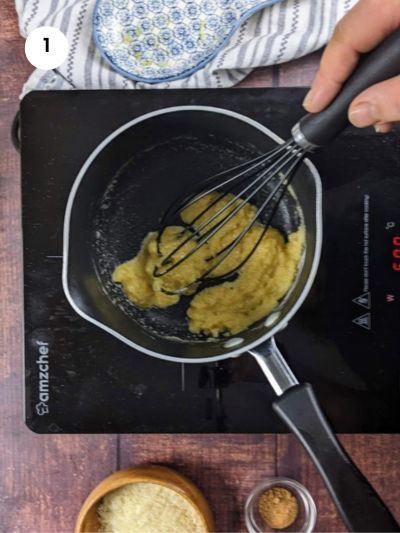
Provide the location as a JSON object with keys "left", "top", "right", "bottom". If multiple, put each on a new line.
{"left": 392, "top": 236, "right": 400, "bottom": 271}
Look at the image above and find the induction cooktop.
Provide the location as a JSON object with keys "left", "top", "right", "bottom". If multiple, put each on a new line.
{"left": 20, "top": 88, "right": 400, "bottom": 433}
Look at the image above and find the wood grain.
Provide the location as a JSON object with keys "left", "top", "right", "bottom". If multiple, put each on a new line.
{"left": 119, "top": 434, "right": 277, "bottom": 532}
{"left": 278, "top": 50, "right": 321, "bottom": 86}
{"left": 0, "top": 4, "right": 117, "bottom": 533}
{"left": 237, "top": 66, "right": 275, "bottom": 87}
{"left": 278, "top": 435, "right": 400, "bottom": 532}
{"left": 0, "top": 1, "right": 399, "bottom": 532}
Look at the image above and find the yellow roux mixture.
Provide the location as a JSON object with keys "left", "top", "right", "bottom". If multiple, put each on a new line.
{"left": 113, "top": 193, "right": 304, "bottom": 337}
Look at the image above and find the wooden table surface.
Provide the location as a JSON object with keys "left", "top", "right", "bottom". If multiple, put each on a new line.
{"left": 1, "top": 2, "right": 399, "bottom": 532}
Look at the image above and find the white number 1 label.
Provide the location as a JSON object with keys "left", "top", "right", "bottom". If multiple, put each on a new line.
{"left": 25, "top": 27, "right": 68, "bottom": 70}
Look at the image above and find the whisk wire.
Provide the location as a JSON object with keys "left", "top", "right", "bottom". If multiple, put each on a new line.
{"left": 208, "top": 149, "right": 305, "bottom": 280}
{"left": 156, "top": 142, "right": 292, "bottom": 253}
{"left": 154, "top": 141, "right": 304, "bottom": 285}
{"left": 154, "top": 141, "right": 299, "bottom": 276}
{"left": 167, "top": 146, "right": 306, "bottom": 291}
{"left": 178, "top": 141, "right": 291, "bottom": 214}
{"left": 185, "top": 140, "right": 298, "bottom": 229}
{"left": 167, "top": 142, "right": 290, "bottom": 214}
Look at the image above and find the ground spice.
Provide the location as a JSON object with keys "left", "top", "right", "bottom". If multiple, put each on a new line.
{"left": 258, "top": 487, "right": 299, "bottom": 530}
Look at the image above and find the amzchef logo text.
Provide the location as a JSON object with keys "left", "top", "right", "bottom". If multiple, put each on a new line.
{"left": 35, "top": 341, "right": 49, "bottom": 416}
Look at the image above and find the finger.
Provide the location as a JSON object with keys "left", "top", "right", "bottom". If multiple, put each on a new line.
{"left": 303, "top": 0, "right": 400, "bottom": 112}
{"left": 348, "top": 76, "right": 400, "bottom": 127}
{"left": 374, "top": 123, "right": 394, "bottom": 133}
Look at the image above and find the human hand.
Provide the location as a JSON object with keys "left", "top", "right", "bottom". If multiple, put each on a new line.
{"left": 303, "top": 0, "right": 400, "bottom": 132}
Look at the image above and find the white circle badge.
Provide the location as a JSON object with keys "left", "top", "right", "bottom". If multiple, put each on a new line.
{"left": 25, "top": 26, "right": 69, "bottom": 70}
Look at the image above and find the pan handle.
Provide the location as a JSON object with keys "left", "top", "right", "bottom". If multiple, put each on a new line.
{"left": 250, "top": 341, "right": 399, "bottom": 532}
{"left": 274, "top": 383, "right": 399, "bottom": 532}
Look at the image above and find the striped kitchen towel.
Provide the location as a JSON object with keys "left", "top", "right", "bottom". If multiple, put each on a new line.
{"left": 17, "top": 0, "right": 356, "bottom": 95}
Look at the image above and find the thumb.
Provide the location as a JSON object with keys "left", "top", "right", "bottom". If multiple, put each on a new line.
{"left": 348, "top": 75, "right": 400, "bottom": 128}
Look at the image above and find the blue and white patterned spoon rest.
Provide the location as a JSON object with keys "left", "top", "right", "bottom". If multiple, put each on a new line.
{"left": 93, "top": 0, "right": 282, "bottom": 83}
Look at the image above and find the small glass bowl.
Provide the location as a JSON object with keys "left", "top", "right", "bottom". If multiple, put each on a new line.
{"left": 245, "top": 477, "right": 317, "bottom": 533}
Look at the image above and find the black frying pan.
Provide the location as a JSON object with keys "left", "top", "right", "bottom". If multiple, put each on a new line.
{"left": 63, "top": 106, "right": 398, "bottom": 532}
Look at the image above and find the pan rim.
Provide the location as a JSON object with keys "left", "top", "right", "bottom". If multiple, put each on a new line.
{"left": 62, "top": 105, "right": 323, "bottom": 363}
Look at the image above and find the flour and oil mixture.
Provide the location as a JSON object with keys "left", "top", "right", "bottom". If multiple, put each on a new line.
{"left": 113, "top": 193, "right": 304, "bottom": 337}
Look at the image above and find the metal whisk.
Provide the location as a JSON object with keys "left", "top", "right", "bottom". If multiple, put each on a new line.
{"left": 154, "top": 139, "right": 306, "bottom": 293}
{"left": 154, "top": 29, "right": 400, "bottom": 294}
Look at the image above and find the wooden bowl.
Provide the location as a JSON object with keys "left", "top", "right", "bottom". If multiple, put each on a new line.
{"left": 75, "top": 465, "right": 215, "bottom": 533}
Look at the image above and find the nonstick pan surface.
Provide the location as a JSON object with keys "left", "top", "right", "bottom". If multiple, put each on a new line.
{"left": 63, "top": 106, "right": 321, "bottom": 361}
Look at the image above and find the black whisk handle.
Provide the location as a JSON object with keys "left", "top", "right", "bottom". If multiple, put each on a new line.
{"left": 294, "top": 28, "right": 400, "bottom": 148}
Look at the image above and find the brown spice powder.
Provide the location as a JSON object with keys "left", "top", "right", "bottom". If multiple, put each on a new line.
{"left": 258, "top": 487, "right": 299, "bottom": 530}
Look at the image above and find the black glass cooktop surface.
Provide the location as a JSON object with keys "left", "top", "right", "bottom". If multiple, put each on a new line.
{"left": 20, "top": 89, "right": 400, "bottom": 433}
